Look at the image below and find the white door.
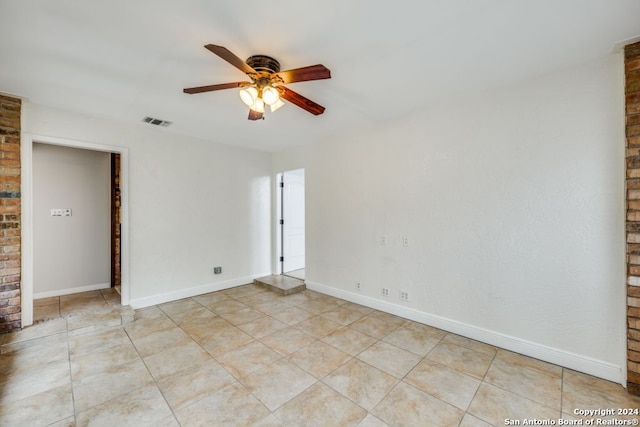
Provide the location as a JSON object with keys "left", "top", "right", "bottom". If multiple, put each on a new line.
{"left": 282, "top": 169, "right": 305, "bottom": 273}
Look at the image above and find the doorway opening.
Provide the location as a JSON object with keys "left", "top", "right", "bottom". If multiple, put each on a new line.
{"left": 278, "top": 168, "right": 305, "bottom": 280}
{"left": 21, "top": 134, "right": 129, "bottom": 327}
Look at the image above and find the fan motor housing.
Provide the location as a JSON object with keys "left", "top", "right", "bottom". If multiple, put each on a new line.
{"left": 246, "top": 55, "right": 280, "bottom": 74}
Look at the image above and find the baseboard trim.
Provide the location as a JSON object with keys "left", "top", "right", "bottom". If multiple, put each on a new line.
{"left": 34, "top": 282, "right": 111, "bottom": 299}
{"left": 128, "top": 273, "right": 270, "bottom": 309}
{"left": 305, "top": 280, "right": 623, "bottom": 385}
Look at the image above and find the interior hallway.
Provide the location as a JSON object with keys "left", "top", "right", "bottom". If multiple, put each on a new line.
{"left": 1, "top": 284, "right": 638, "bottom": 426}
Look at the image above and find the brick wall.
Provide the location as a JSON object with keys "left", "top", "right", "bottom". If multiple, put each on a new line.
{"left": 111, "top": 153, "right": 121, "bottom": 288}
{"left": 0, "top": 94, "right": 21, "bottom": 333}
{"left": 626, "top": 41, "right": 640, "bottom": 394}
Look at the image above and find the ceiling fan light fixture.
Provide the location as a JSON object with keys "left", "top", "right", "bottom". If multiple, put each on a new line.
{"left": 239, "top": 86, "right": 258, "bottom": 106}
{"left": 270, "top": 98, "right": 285, "bottom": 112}
{"left": 262, "top": 85, "right": 280, "bottom": 105}
{"left": 184, "top": 44, "right": 330, "bottom": 120}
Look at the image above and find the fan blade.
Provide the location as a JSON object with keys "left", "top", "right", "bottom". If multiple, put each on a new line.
{"left": 275, "top": 64, "right": 331, "bottom": 84}
{"left": 248, "top": 109, "right": 263, "bottom": 121}
{"left": 205, "top": 44, "right": 257, "bottom": 75}
{"left": 281, "top": 87, "right": 325, "bottom": 115}
{"left": 183, "top": 82, "right": 246, "bottom": 94}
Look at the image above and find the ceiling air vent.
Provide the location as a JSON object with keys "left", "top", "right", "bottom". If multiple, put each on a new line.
{"left": 142, "top": 116, "right": 172, "bottom": 127}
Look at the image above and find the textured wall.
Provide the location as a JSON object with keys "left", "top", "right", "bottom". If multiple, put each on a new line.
{"left": 277, "top": 53, "right": 626, "bottom": 382}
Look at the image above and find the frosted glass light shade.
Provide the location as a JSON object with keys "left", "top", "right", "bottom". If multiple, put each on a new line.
{"left": 270, "top": 98, "right": 285, "bottom": 112}
{"left": 239, "top": 86, "right": 258, "bottom": 106}
{"left": 252, "top": 97, "right": 265, "bottom": 113}
{"left": 262, "top": 86, "right": 280, "bottom": 105}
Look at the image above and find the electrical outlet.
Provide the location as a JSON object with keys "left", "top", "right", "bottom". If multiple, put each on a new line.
{"left": 381, "top": 288, "right": 389, "bottom": 297}
{"left": 402, "top": 237, "right": 409, "bottom": 247}
{"left": 356, "top": 281, "right": 361, "bottom": 291}
{"left": 213, "top": 267, "right": 222, "bottom": 274}
{"left": 380, "top": 236, "right": 386, "bottom": 246}
{"left": 400, "top": 291, "right": 409, "bottom": 302}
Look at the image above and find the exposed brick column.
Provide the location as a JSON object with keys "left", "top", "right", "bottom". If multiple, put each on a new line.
{"left": 626, "top": 41, "right": 640, "bottom": 394}
{"left": 111, "top": 153, "right": 121, "bottom": 288}
{"left": 0, "top": 94, "right": 21, "bottom": 333}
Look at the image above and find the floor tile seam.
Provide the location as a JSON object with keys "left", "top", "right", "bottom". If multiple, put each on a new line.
{"left": 372, "top": 331, "right": 435, "bottom": 358}
{"left": 205, "top": 336, "right": 258, "bottom": 360}
{"left": 171, "top": 378, "right": 242, "bottom": 417}
{"left": 70, "top": 344, "right": 146, "bottom": 385}
{"left": 318, "top": 376, "right": 376, "bottom": 415}
{"left": 424, "top": 365, "right": 481, "bottom": 414}
{"left": 324, "top": 327, "right": 380, "bottom": 357}
{"left": 65, "top": 327, "right": 78, "bottom": 426}
{"left": 421, "top": 340, "right": 495, "bottom": 380}
{"left": 240, "top": 372, "right": 320, "bottom": 414}
{"left": 257, "top": 333, "right": 317, "bottom": 355}
{"left": 402, "top": 354, "right": 482, "bottom": 390}
{"left": 348, "top": 323, "right": 402, "bottom": 341}
{"left": 478, "top": 345, "right": 498, "bottom": 382}
{"left": 492, "top": 350, "right": 565, "bottom": 378}
{"left": 559, "top": 367, "right": 568, "bottom": 415}
{"left": 188, "top": 295, "right": 214, "bottom": 311}
{"left": 221, "top": 316, "right": 269, "bottom": 329}
{"left": 363, "top": 346, "right": 429, "bottom": 385}
{"left": 73, "top": 381, "right": 158, "bottom": 420}
{"left": 479, "top": 348, "right": 564, "bottom": 410}
{"left": 287, "top": 350, "right": 355, "bottom": 382}
{"left": 120, "top": 320, "right": 180, "bottom": 422}
{"left": 194, "top": 333, "right": 252, "bottom": 360}
{"left": 67, "top": 324, "right": 131, "bottom": 357}
{"left": 477, "top": 378, "right": 563, "bottom": 415}
{"left": 231, "top": 377, "right": 276, "bottom": 418}
{"left": 484, "top": 359, "right": 565, "bottom": 391}
{"left": 0, "top": 324, "right": 68, "bottom": 347}
{"left": 381, "top": 380, "right": 467, "bottom": 421}
{"left": 0, "top": 360, "right": 72, "bottom": 407}
{"left": 0, "top": 347, "right": 72, "bottom": 376}
{"left": 213, "top": 343, "right": 287, "bottom": 381}
{"left": 394, "top": 342, "right": 484, "bottom": 414}
{"left": 99, "top": 290, "right": 113, "bottom": 305}
{"left": 317, "top": 313, "right": 362, "bottom": 327}
{"left": 462, "top": 399, "right": 495, "bottom": 427}
{"left": 268, "top": 312, "right": 312, "bottom": 327}
{"left": 378, "top": 333, "right": 439, "bottom": 358}
{"left": 409, "top": 348, "right": 488, "bottom": 408}
{"left": 442, "top": 334, "right": 499, "bottom": 357}
{"left": 115, "top": 321, "right": 175, "bottom": 341}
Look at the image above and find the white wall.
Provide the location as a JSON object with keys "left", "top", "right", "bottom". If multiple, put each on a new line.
{"left": 33, "top": 143, "right": 111, "bottom": 297}
{"left": 24, "top": 103, "right": 272, "bottom": 306}
{"left": 274, "top": 53, "right": 626, "bottom": 382}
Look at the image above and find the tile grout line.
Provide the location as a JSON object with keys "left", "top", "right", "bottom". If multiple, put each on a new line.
{"left": 463, "top": 341, "right": 499, "bottom": 426}
{"left": 122, "top": 321, "right": 182, "bottom": 425}
{"left": 64, "top": 318, "right": 78, "bottom": 426}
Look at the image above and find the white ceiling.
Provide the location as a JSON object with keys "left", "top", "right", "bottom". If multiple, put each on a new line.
{"left": 1, "top": 0, "right": 639, "bottom": 152}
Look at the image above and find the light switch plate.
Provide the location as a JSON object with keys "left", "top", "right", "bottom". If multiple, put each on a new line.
{"left": 51, "top": 208, "right": 72, "bottom": 217}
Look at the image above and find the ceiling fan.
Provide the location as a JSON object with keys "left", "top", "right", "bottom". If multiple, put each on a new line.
{"left": 183, "top": 44, "right": 331, "bottom": 120}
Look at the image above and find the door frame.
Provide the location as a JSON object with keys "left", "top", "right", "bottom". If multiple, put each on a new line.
{"left": 277, "top": 168, "right": 305, "bottom": 275}
{"left": 21, "top": 134, "right": 130, "bottom": 326}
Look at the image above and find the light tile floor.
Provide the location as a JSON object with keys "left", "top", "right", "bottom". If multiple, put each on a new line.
{"left": 33, "top": 288, "right": 122, "bottom": 322}
{"left": 1, "top": 284, "right": 639, "bottom": 426}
